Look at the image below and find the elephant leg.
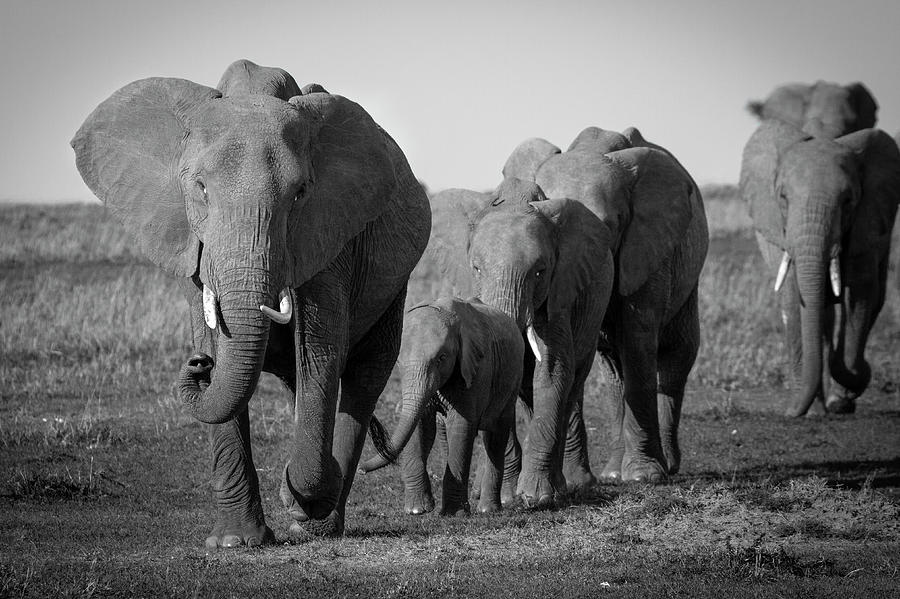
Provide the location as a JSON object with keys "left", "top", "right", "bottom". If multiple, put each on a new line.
{"left": 281, "top": 283, "right": 347, "bottom": 533}
{"left": 398, "top": 406, "right": 437, "bottom": 515}
{"left": 440, "top": 410, "right": 478, "bottom": 516}
{"left": 501, "top": 415, "right": 523, "bottom": 506}
{"left": 562, "top": 357, "right": 597, "bottom": 492}
{"left": 477, "top": 406, "right": 514, "bottom": 514}
{"left": 828, "top": 260, "right": 882, "bottom": 413}
{"left": 325, "top": 287, "right": 407, "bottom": 535}
{"left": 206, "top": 410, "right": 273, "bottom": 548}
{"left": 597, "top": 352, "right": 625, "bottom": 481}
{"left": 617, "top": 307, "right": 666, "bottom": 483}
{"left": 657, "top": 288, "right": 700, "bottom": 476}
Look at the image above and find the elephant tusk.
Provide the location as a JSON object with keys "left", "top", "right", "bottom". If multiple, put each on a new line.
{"left": 260, "top": 288, "right": 293, "bottom": 324}
{"left": 774, "top": 252, "right": 791, "bottom": 292}
{"left": 829, "top": 257, "right": 841, "bottom": 297}
{"left": 202, "top": 285, "right": 217, "bottom": 330}
{"left": 526, "top": 325, "right": 542, "bottom": 363}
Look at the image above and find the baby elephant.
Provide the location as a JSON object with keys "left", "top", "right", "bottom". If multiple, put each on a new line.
{"left": 360, "top": 297, "right": 523, "bottom": 516}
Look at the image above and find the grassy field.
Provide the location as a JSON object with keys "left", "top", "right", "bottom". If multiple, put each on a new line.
{"left": 1, "top": 189, "right": 899, "bottom": 598}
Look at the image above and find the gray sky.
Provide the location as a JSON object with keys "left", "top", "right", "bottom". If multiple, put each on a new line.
{"left": 2, "top": 0, "right": 898, "bottom": 201}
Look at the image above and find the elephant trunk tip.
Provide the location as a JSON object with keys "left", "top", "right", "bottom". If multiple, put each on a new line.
{"left": 363, "top": 416, "right": 398, "bottom": 473}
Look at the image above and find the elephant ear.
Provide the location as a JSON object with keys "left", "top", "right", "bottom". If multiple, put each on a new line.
{"left": 751, "top": 83, "right": 809, "bottom": 127}
{"left": 568, "top": 126, "right": 631, "bottom": 153}
{"left": 532, "top": 198, "right": 613, "bottom": 318}
{"left": 216, "top": 59, "right": 301, "bottom": 100}
{"left": 71, "top": 77, "right": 221, "bottom": 276}
{"left": 286, "top": 93, "right": 406, "bottom": 285}
{"left": 452, "top": 299, "right": 489, "bottom": 389}
{"left": 502, "top": 137, "right": 561, "bottom": 181}
{"left": 608, "top": 147, "right": 696, "bottom": 296}
{"left": 846, "top": 82, "right": 878, "bottom": 130}
{"left": 417, "top": 188, "right": 488, "bottom": 299}
{"left": 740, "top": 120, "right": 811, "bottom": 249}
{"left": 836, "top": 128, "right": 900, "bottom": 256}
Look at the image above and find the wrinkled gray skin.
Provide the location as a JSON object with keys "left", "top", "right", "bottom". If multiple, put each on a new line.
{"left": 71, "top": 60, "right": 430, "bottom": 547}
{"left": 359, "top": 297, "right": 524, "bottom": 516}
{"left": 433, "top": 178, "right": 615, "bottom": 507}
{"left": 740, "top": 121, "right": 900, "bottom": 416}
{"left": 503, "top": 127, "right": 709, "bottom": 487}
{"left": 747, "top": 80, "right": 878, "bottom": 139}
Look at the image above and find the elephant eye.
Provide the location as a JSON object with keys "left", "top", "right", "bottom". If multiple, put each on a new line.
{"left": 294, "top": 182, "right": 307, "bottom": 203}
{"left": 535, "top": 269, "right": 545, "bottom": 279}
{"left": 197, "top": 181, "right": 208, "bottom": 202}
{"left": 437, "top": 353, "right": 447, "bottom": 362}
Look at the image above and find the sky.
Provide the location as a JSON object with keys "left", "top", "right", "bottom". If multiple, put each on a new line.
{"left": 1, "top": 0, "right": 899, "bottom": 201}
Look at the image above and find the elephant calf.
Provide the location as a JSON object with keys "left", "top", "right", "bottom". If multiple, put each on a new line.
{"left": 359, "top": 297, "right": 524, "bottom": 516}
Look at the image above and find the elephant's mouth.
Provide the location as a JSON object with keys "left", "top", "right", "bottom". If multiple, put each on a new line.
{"left": 202, "top": 285, "right": 294, "bottom": 330}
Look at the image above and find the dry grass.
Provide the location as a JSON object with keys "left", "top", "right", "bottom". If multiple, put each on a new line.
{"left": 1, "top": 194, "right": 899, "bottom": 597}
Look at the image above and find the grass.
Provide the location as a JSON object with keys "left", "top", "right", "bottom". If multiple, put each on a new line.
{"left": 1, "top": 188, "right": 899, "bottom": 597}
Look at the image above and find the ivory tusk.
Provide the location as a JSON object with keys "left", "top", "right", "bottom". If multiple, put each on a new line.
{"left": 526, "top": 325, "right": 542, "bottom": 363}
{"left": 202, "top": 285, "right": 217, "bottom": 330}
{"left": 774, "top": 252, "right": 791, "bottom": 292}
{"left": 260, "top": 288, "right": 293, "bottom": 324}
{"left": 829, "top": 257, "right": 841, "bottom": 297}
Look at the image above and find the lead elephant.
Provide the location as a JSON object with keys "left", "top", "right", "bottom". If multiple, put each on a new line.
{"left": 740, "top": 120, "right": 900, "bottom": 416}
{"left": 71, "top": 60, "right": 431, "bottom": 547}
{"left": 746, "top": 80, "right": 878, "bottom": 139}
{"left": 503, "top": 127, "right": 709, "bottom": 486}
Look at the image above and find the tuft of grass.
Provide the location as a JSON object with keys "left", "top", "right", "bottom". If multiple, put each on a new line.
{"left": 6, "top": 460, "right": 114, "bottom": 501}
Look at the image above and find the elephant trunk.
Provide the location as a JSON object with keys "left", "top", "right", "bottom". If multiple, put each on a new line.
{"left": 361, "top": 363, "right": 438, "bottom": 472}
{"left": 179, "top": 269, "right": 274, "bottom": 424}
{"left": 480, "top": 274, "right": 541, "bottom": 360}
{"left": 788, "top": 244, "right": 828, "bottom": 417}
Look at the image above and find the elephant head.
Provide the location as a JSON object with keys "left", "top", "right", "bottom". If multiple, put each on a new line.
{"left": 465, "top": 178, "right": 613, "bottom": 359}
{"left": 361, "top": 298, "right": 489, "bottom": 473}
{"left": 72, "top": 59, "right": 403, "bottom": 426}
{"left": 741, "top": 120, "right": 900, "bottom": 415}
{"left": 747, "top": 80, "right": 878, "bottom": 139}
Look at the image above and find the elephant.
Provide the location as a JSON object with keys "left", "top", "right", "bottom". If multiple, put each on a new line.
{"left": 431, "top": 177, "right": 617, "bottom": 508}
{"left": 71, "top": 59, "right": 431, "bottom": 547}
{"left": 359, "top": 297, "right": 524, "bottom": 516}
{"left": 746, "top": 80, "right": 878, "bottom": 139}
{"left": 740, "top": 120, "right": 900, "bottom": 416}
{"left": 502, "top": 126, "right": 709, "bottom": 487}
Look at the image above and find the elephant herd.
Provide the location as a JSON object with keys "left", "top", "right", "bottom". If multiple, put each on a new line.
{"left": 70, "top": 60, "right": 900, "bottom": 548}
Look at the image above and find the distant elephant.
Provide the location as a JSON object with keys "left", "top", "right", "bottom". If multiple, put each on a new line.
{"left": 740, "top": 121, "right": 900, "bottom": 416}
{"left": 503, "top": 127, "right": 709, "bottom": 486}
{"left": 431, "top": 178, "right": 615, "bottom": 507}
{"left": 359, "top": 297, "right": 523, "bottom": 516}
{"left": 747, "top": 80, "right": 878, "bottom": 139}
{"left": 71, "top": 60, "right": 431, "bottom": 547}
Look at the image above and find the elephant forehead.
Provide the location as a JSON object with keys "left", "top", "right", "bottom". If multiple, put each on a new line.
{"left": 403, "top": 310, "right": 455, "bottom": 343}
{"left": 781, "top": 140, "right": 854, "bottom": 184}
{"left": 471, "top": 213, "right": 550, "bottom": 267}
{"left": 187, "top": 96, "right": 307, "bottom": 146}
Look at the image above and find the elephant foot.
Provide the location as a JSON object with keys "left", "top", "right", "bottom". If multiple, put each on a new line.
{"left": 205, "top": 519, "right": 274, "bottom": 550}
{"left": 825, "top": 388, "right": 858, "bottom": 414}
{"left": 500, "top": 481, "right": 518, "bottom": 507}
{"left": 516, "top": 471, "right": 557, "bottom": 509}
{"left": 476, "top": 498, "right": 502, "bottom": 514}
{"left": 404, "top": 489, "right": 435, "bottom": 516}
{"left": 599, "top": 455, "right": 623, "bottom": 482}
{"left": 661, "top": 444, "right": 681, "bottom": 476}
{"left": 439, "top": 500, "right": 471, "bottom": 517}
{"left": 288, "top": 510, "right": 344, "bottom": 540}
{"left": 621, "top": 454, "right": 667, "bottom": 484}
{"left": 563, "top": 465, "right": 597, "bottom": 493}
{"left": 279, "top": 463, "right": 341, "bottom": 524}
